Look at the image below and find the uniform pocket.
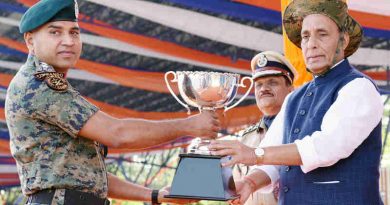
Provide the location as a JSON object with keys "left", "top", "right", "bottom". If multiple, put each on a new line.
{"left": 21, "top": 162, "right": 51, "bottom": 192}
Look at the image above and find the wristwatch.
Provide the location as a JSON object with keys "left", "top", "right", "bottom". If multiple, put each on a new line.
{"left": 254, "top": 147, "right": 265, "bottom": 165}
{"left": 152, "top": 189, "right": 161, "bottom": 205}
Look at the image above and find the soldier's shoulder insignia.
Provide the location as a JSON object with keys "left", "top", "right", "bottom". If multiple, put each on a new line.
{"left": 34, "top": 72, "right": 68, "bottom": 92}
{"left": 34, "top": 72, "right": 51, "bottom": 80}
{"left": 242, "top": 124, "right": 259, "bottom": 136}
{"left": 46, "top": 73, "right": 68, "bottom": 91}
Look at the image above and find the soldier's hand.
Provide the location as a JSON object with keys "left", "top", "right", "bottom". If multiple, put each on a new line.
{"left": 186, "top": 110, "right": 220, "bottom": 139}
{"left": 229, "top": 179, "right": 253, "bottom": 205}
{"left": 159, "top": 186, "right": 199, "bottom": 204}
{"left": 208, "top": 140, "right": 256, "bottom": 166}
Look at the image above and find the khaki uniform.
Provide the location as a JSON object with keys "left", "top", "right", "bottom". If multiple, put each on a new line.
{"left": 5, "top": 55, "right": 107, "bottom": 204}
{"left": 233, "top": 120, "right": 278, "bottom": 205}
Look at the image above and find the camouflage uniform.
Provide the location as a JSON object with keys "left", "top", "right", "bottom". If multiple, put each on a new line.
{"left": 5, "top": 55, "right": 108, "bottom": 205}
{"left": 233, "top": 119, "right": 278, "bottom": 205}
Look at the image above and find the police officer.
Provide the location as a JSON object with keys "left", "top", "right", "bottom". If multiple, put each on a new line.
{"left": 5, "top": 0, "right": 219, "bottom": 204}
{"left": 233, "top": 51, "right": 295, "bottom": 205}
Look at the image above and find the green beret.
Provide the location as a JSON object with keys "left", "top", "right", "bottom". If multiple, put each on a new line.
{"left": 19, "top": 0, "right": 79, "bottom": 33}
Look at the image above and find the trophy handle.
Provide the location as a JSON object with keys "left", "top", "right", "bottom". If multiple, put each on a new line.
{"left": 224, "top": 76, "right": 254, "bottom": 112}
{"left": 165, "top": 71, "right": 191, "bottom": 115}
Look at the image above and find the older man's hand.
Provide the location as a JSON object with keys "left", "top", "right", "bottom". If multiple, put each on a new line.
{"left": 208, "top": 140, "right": 257, "bottom": 167}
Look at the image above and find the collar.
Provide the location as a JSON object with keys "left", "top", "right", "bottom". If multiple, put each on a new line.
{"left": 259, "top": 115, "right": 276, "bottom": 131}
{"left": 27, "top": 54, "right": 57, "bottom": 73}
{"left": 313, "top": 59, "right": 352, "bottom": 86}
{"left": 332, "top": 59, "right": 345, "bottom": 69}
{"left": 313, "top": 59, "right": 345, "bottom": 78}
{"left": 26, "top": 54, "right": 36, "bottom": 68}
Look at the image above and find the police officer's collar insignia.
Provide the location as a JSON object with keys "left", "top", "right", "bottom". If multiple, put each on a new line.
{"left": 74, "top": 0, "right": 79, "bottom": 19}
{"left": 242, "top": 124, "right": 260, "bottom": 136}
{"left": 256, "top": 54, "right": 268, "bottom": 68}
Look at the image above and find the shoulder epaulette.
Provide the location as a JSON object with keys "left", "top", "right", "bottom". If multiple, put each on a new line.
{"left": 242, "top": 124, "right": 259, "bottom": 136}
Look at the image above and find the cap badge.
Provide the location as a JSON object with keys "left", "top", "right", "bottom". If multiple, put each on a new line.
{"left": 74, "top": 0, "right": 79, "bottom": 19}
{"left": 256, "top": 54, "right": 268, "bottom": 68}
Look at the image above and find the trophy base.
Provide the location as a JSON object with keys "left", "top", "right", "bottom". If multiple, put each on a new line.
{"left": 166, "top": 153, "right": 238, "bottom": 201}
{"left": 187, "top": 138, "right": 211, "bottom": 155}
{"left": 165, "top": 194, "right": 237, "bottom": 201}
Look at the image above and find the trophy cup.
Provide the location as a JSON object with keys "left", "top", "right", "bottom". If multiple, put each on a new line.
{"left": 164, "top": 71, "right": 253, "bottom": 201}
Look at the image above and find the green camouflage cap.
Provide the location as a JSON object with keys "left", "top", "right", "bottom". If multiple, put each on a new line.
{"left": 283, "top": 0, "right": 362, "bottom": 57}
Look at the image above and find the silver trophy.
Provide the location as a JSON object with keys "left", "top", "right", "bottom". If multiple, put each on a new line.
{"left": 165, "top": 71, "right": 253, "bottom": 201}
{"left": 165, "top": 71, "right": 253, "bottom": 154}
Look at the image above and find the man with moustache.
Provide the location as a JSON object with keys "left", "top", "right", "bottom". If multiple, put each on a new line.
{"left": 209, "top": 0, "right": 383, "bottom": 204}
{"left": 233, "top": 51, "right": 296, "bottom": 205}
{"left": 5, "top": 0, "right": 219, "bottom": 204}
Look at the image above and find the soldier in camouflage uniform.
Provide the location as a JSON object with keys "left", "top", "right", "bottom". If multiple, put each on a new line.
{"left": 5, "top": 0, "right": 219, "bottom": 205}
{"left": 232, "top": 51, "right": 296, "bottom": 205}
